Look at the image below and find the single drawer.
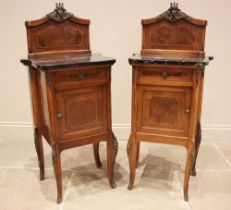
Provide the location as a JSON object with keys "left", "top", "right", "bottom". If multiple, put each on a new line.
{"left": 138, "top": 65, "right": 193, "bottom": 83}
{"left": 52, "top": 67, "right": 107, "bottom": 84}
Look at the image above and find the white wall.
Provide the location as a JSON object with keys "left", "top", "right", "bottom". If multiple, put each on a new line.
{"left": 0, "top": 0, "right": 231, "bottom": 140}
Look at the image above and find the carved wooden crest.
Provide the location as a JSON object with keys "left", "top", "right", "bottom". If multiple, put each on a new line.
{"left": 159, "top": 2, "right": 186, "bottom": 22}
{"left": 142, "top": 2, "right": 207, "bottom": 26}
{"left": 47, "top": 3, "right": 73, "bottom": 22}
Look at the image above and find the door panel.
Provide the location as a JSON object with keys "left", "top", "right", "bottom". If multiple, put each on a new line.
{"left": 137, "top": 85, "right": 192, "bottom": 137}
{"left": 55, "top": 86, "right": 107, "bottom": 140}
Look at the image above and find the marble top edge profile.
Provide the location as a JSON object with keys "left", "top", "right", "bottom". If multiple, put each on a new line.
{"left": 129, "top": 54, "right": 213, "bottom": 65}
{"left": 20, "top": 54, "right": 116, "bottom": 70}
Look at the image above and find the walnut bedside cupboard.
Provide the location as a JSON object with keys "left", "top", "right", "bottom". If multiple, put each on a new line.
{"left": 20, "top": 3, "right": 118, "bottom": 203}
{"left": 127, "top": 2, "right": 213, "bottom": 201}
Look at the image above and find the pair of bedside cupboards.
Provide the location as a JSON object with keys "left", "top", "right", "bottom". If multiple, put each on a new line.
{"left": 21, "top": 3, "right": 212, "bottom": 203}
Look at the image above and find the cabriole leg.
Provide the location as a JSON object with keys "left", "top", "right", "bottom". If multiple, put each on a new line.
{"left": 127, "top": 134, "right": 138, "bottom": 190}
{"left": 136, "top": 141, "right": 140, "bottom": 168}
{"left": 34, "top": 127, "right": 45, "bottom": 180}
{"left": 184, "top": 144, "right": 195, "bottom": 201}
{"left": 191, "top": 123, "right": 201, "bottom": 176}
{"left": 52, "top": 147, "right": 62, "bottom": 203}
{"left": 93, "top": 143, "right": 102, "bottom": 168}
{"left": 107, "top": 132, "right": 118, "bottom": 188}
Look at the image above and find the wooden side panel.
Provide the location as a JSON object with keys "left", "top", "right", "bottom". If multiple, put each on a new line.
{"left": 55, "top": 86, "right": 108, "bottom": 140}
{"left": 137, "top": 85, "right": 192, "bottom": 137}
{"left": 37, "top": 71, "right": 52, "bottom": 142}
{"left": 28, "top": 68, "right": 42, "bottom": 129}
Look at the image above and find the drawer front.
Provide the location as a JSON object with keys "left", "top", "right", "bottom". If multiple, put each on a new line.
{"left": 138, "top": 65, "right": 193, "bottom": 83}
{"left": 52, "top": 67, "right": 107, "bottom": 84}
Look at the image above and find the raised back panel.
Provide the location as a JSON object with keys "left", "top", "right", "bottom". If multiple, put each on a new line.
{"left": 141, "top": 3, "right": 207, "bottom": 58}
{"left": 26, "top": 3, "right": 91, "bottom": 57}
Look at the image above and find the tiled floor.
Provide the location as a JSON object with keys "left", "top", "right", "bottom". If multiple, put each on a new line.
{"left": 0, "top": 138, "right": 231, "bottom": 210}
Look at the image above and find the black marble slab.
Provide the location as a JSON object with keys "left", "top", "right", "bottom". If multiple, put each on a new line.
{"left": 129, "top": 54, "right": 213, "bottom": 66}
{"left": 21, "top": 54, "right": 116, "bottom": 70}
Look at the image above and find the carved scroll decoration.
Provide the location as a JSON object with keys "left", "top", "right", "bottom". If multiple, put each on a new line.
{"left": 47, "top": 3, "right": 73, "bottom": 22}
{"left": 158, "top": 2, "right": 187, "bottom": 22}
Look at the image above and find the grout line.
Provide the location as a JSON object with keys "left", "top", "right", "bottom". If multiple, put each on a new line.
{"left": 135, "top": 169, "right": 231, "bottom": 175}
{"left": 0, "top": 137, "right": 33, "bottom": 141}
{"left": 0, "top": 166, "right": 70, "bottom": 171}
{"left": 60, "top": 171, "right": 76, "bottom": 209}
{"left": 175, "top": 171, "right": 191, "bottom": 210}
{"left": 1, "top": 166, "right": 231, "bottom": 173}
{"left": 212, "top": 142, "right": 231, "bottom": 167}
{"left": 196, "top": 169, "right": 231, "bottom": 172}
{"left": 59, "top": 202, "right": 64, "bottom": 210}
{"left": 173, "top": 170, "right": 183, "bottom": 195}
{"left": 174, "top": 171, "right": 184, "bottom": 196}
{"left": 0, "top": 166, "right": 45, "bottom": 170}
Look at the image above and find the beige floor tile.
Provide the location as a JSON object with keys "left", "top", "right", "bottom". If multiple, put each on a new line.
{"left": 194, "top": 143, "right": 231, "bottom": 170}
{"left": 0, "top": 139, "right": 110, "bottom": 171}
{"left": 0, "top": 138, "right": 53, "bottom": 168}
{"left": 138, "top": 143, "right": 186, "bottom": 172}
{"left": 0, "top": 168, "right": 72, "bottom": 210}
{"left": 63, "top": 170, "right": 189, "bottom": 210}
{"left": 213, "top": 141, "right": 231, "bottom": 166}
{"left": 178, "top": 171, "right": 231, "bottom": 210}
{"left": 137, "top": 142, "right": 231, "bottom": 172}
{"left": 61, "top": 143, "right": 108, "bottom": 171}
{"left": 106, "top": 141, "right": 162, "bottom": 173}
{"left": 1, "top": 139, "right": 231, "bottom": 209}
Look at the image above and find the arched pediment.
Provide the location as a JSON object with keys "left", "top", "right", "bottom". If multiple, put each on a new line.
{"left": 141, "top": 3, "right": 207, "bottom": 58}
{"left": 142, "top": 2, "right": 207, "bottom": 26}
{"left": 25, "top": 3, "right": 91, "bottom": 56}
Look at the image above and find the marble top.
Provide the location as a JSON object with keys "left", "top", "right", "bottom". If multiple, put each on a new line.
{"left": 129, "top": 54, "right": 213, "bottom": 66}
{"left": 21, "top": 54, "right": 116, "bottom": 70}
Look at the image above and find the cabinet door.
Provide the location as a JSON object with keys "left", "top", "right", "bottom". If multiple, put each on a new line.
{"left": 55, "top": 86, "right": 108, "bottom": 140}
{"left": 137, "top": 85, "right": 192, "bottom": 137}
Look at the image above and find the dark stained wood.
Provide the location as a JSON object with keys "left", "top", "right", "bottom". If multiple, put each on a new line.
{"left": 21, "top": 3, "right": 117, "bottom": 203}
{"left": 129, "top": 54, "right": 213, "bottom": 65}
{"left": 21, "top": 54, "right": 115, "bottom": 70}
{"left": 128, "top": 3, "right": 212, "bottom": 201}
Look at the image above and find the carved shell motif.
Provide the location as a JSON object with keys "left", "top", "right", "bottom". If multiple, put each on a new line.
{"left": 159, "top": 2, "right": 187, "bottom": 22}
{"left": 47, "top": 3, "right": 73, "bottom": 22}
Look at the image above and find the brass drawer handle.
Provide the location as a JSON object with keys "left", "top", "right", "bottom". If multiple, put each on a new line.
{"left": 56, "top": 112, "right": 63, "bottom": 119}
{"left": 162, "top": 71, "right": 168, "bottom": 79}
{"left": 185, "top": 109, "right": 191, "bottom": 114}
